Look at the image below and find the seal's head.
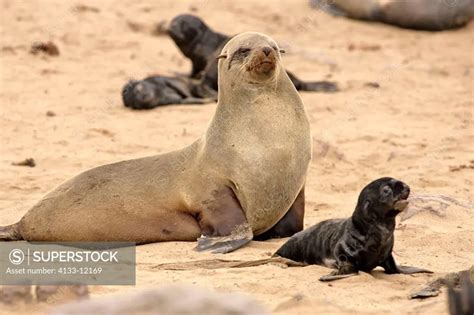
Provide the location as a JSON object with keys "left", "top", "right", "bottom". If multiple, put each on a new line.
{"left": 122, "top": 80, "right": 163, "bottom": 109}
{"left": 217, "top": 32, "right": 285, "bottom": 85}
{"left": 168, "top": 14, "right": 208, "bottom": 50}
{"left": 355, "top": 177, "right": 410, "bottom": 220}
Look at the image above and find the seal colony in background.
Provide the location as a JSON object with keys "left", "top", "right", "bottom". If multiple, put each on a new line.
{"left": 0, "top": 32, "right": 312, "bottom": 254}
{"left": 122, "top": 14, "right": 339, "bottom": 109}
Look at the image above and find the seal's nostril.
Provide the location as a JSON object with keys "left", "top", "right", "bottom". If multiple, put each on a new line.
{"left": 262, "top": 47, "right": 271, "bottom": 56}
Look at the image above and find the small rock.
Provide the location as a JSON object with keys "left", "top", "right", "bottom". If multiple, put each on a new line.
{"left": 365, "top": 82, "right": 380, "bottom": 88}
{"left": 12, "top": 158, "right": 35, "bottom": 167}
{"left": 30, "top": 41, "right": 60, "bottom": 56}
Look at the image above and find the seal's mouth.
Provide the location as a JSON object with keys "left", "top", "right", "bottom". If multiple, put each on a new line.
{"left": 393, "top": 199, "right": 409, "bottom": 212}
{"left": 247, "top": 47, "right": 277, "bottom": 77}
{"left": 257, "top": 59, "right": 275, "bottom": 73}
{"left": 393, "top": 189, "right": 410, "bottom": 212}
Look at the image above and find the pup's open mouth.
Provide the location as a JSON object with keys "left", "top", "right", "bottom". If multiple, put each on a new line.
{"left": 393, "top": 199, "right": 409, "bottom": 211}
{"left": 393, "top": 183, "right": 410, "bottom": 212}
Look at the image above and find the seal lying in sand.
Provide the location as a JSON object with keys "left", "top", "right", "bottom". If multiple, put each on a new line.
{"left": 0, "top": 32, "right": 311, "bottom": 253}
{"left": 275, "top": 177, "right": 432, "bottom": 281}
{"left": 122, "top": 75, "right": 215, "bottom": 109}
{"left": 311, "top": 0, "right": 474, "bottom": 31}
{"left": 168, "top": 14, "right": 338, "bottom": 94}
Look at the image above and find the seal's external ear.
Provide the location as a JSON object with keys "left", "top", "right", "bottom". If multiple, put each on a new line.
{"left": 279, "top": 49, "right": 286, "bottom": 54}
{"left": 216, "top": 54, "right": 227, "bottom": 60}
{"left": 363, "top": 200, "right": 371, "bottom": 212}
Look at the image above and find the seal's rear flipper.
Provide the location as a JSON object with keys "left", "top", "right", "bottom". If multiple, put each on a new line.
{"left": 0, "top": 223, "right": 23, "bottom": 241}
{"left": 286, "top": 70, "right": 339, "bottom": 93}
{"left": 299, "top": 81, "right": 339, "bottom": 93}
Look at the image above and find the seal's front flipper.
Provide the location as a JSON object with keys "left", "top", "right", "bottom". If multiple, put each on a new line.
{"left": 319, "top": 261, "right": 358, "bottom": 281}
{"left": 319, "top": 271, "right": 359, "bottom": 282}
{"left": 195, "top": 186, "right": 253, "bottom": 254}
{"left": 381, "top": 254, "right": 432, "bottom": 274}
{"left": 196, "top": 225, "right": 253, "bottom": 254}
{"left": 397, "top": 265, "right": 433, "bottom": 274}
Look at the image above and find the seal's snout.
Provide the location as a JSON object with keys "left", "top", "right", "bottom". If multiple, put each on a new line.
{"left": 262, "top": 46, "right": 272, "bottom": 56}
{"left": 393, "top": 181, "right": 410, "bottom": 212}
{"left": 394, "top": 181, "right": 410, "bottom": 200}
{"left": 247, "top": 46, "right": 277, "bottom": 77}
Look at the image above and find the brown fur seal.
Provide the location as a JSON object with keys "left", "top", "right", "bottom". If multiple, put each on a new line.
{"left": 311, "top": 0, "right": 474, "bottom": 31}
{"left": 275, "top": 177, "right": 432, "bottom": 281}
{"left": 0, "top": 32, "right": 311, "bottom": 253}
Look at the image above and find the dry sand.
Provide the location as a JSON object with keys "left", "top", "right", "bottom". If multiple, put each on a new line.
{"left": 0, "top": 0, "right": 473, "bottom": 314}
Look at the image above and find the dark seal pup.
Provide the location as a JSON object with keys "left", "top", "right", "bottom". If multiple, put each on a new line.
{"left": 275, "top": 177, "right": 432, "bottom": 281}
{"left": 122, "top": 75, "right": 215, "bottom": 109}
{"left": 168, "top": 14, "right": 338, "bottom": 93}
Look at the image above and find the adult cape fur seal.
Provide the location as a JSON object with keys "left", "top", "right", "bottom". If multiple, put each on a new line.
{"left": 0, "top": 32, "right": 312, "bottom": 253}
{"left": 311, "top": 0, "right": 474, "bottom": 31}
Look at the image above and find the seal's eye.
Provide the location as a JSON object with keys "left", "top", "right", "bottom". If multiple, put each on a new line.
{"left": 272, "top": 46, "right": 285, "bottom": 54}
{"left": 381, "top": 186, "right": 391, "bottom": 196}
{"left": 236, "top": 47, "right": 251, "bottom": 56}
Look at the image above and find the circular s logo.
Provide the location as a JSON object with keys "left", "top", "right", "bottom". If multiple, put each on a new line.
{"left": 9, "top": 249, "right": 25, "bottom": 265}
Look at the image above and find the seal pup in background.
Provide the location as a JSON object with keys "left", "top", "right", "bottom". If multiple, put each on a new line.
{"left": 311, "top": 0, "right": 474, "bottom": 31}
{"left": 0, "top": 32, "right": 311, "bottom": 253}
{"left": 122, "top": 75, "right": 215, "bottom": 109}
{"left": 275, "top": 177, "right": 432, "bottom": 281}
{"left": 168, "top": 14, "right": 339, "bottom": 94}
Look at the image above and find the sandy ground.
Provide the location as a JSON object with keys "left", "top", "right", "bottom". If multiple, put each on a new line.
{"left": 1, "top": 0, "right": 473, "bottom": 314}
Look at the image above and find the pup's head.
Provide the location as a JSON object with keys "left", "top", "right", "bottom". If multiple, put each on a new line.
{"left": 216, "top": 32, "right": 285, "bottom": 85}
{"left": 356, "top": 177, "right": 410, "bottom": 220}
{"left": 122, "top": 80, "right": 162, "bottom": 109}
{"left": 168, "top": 14, "right": 208, "bottom": 50}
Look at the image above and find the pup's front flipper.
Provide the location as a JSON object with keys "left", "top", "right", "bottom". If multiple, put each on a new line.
{"left": 195, "top": 186, "right": 253, "bottom": 254}
{"left": 319, "top": 262, "right": 359, "bottom": 281}
{"left": 381, "top": 254, "right": 433, "bottom": 274}
{"left": 397, "top": 265, "right": 433, "bottom": 274}
{"left": 319, "top": 272, "right": 359, "bottom": 281}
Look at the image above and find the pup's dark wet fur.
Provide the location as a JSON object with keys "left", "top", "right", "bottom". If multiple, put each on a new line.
{"left": 275, "top": 177, "right": 432, "bottom": 281}
{"left": 122, "top": 76, "right": 214, "bottom": 109}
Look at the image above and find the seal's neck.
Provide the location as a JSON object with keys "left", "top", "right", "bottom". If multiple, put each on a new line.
{"left": 215, "top": 69, "right": 301, "bottom": 116}
{"left": 351, "top": 205, "right": 396, "bottom": 236}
